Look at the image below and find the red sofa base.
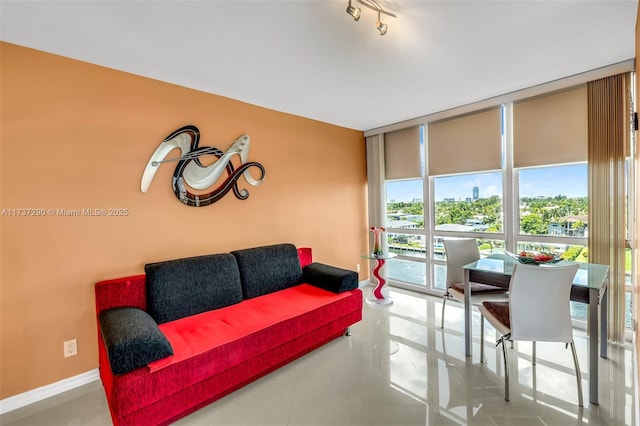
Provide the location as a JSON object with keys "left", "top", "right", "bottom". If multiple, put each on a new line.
{"left": 116, "top": 310, "right": 360, "bottom": 426}
{"left": 95, "top": 246, "right": 363, "bottom": 426}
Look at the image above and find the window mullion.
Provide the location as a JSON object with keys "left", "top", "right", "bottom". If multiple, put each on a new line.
{"left": 504, "top": 103, "right": 516, "bottom": 252}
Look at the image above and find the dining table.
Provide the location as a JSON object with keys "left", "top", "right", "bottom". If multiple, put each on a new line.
{"left": 463, "top": 254, "right": 609, "bottom": 405}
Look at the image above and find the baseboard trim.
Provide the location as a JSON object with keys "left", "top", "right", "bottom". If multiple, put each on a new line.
{"left": 359, "top": 279, "right": 370, "bottom": 288}
{"left": 0, "top": 369, "right": 99, "bottom": 415}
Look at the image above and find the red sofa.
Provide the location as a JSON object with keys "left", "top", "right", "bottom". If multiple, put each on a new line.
{"left": 95, "top": 243, "right": 362, "bottom": 426}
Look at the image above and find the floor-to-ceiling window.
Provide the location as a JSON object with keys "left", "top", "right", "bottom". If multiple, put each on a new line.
{"left": 385, "top": 178, "right": 427, "bottom": 287}
{"left": 369, "top": 69, "right": 636, "bottom": 336}
{"left": 516, "top": 163, "right": 589, "bottom": 321}
{"left": 431, "top": 171, "right": 505, "bottom": 291}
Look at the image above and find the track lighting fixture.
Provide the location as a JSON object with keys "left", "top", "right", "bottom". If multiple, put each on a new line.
{"left": 346, "top": 0, "right": 361, "bottom": 21}
{"left": 346, "top": 0, "right": 396, "bottom": 35}
{"left": 375, "top": 10, "right": 387, "bottom": 35}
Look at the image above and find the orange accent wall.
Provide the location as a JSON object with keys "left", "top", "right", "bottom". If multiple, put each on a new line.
{"left": 0, "top": 42, "right": 368, "bottom": 398}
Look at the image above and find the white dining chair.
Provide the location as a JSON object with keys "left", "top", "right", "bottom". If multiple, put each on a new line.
{"left": 478, "top": 262, "right": 583, "bottom": 406}
{"left": 441, "top": 239, "right": 509, "bottom": 329}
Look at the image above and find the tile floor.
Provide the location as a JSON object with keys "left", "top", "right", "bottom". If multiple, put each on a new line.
{"left": 1, "top": 287, "right": 637, "bottom": 426}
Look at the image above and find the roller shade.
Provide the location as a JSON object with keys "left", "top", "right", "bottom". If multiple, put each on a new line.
{"left": 427, "top": 107, "right": 502, "bottom": 176}
{"left": 384, "top": 125, "right": 423, "bottom": 180}
{"left": 513, "top": 85, "right": 587, "bottom": 168}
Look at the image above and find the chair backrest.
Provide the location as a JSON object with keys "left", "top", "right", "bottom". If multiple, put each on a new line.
{"left": 509, "top": 262, "right": 580, "bottom": 343}
{"left": 443, "top": 239, "right": 480, "bottom": 288}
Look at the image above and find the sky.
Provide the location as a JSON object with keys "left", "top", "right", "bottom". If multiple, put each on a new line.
{"left": 386, "top": 164, "right": 588, "bottom": 202}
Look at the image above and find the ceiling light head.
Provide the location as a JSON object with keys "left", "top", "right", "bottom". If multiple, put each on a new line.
{"left": 376, "top": 20, "right": 387, "bottom": 35}
{"left": 376, "top": 11, "right": 387, "bottom": 35}
{"left": 346, "top": 0, "right": 361, "bottom": 21}
{"left": 347, "top": 0, "right": 395, "bottom": 35}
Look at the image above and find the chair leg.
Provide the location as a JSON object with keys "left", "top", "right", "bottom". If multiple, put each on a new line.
{"left": 570, "top": 341, "right": 584, "bottom": 407}
{"left": 440, "top": 294, "right": 448, "bottom": 329}
{"left": 480, "top": 315, "right": 485, "bottom": 363}
{"left": 500, "top": 337, "right": 509, "bottom": 401}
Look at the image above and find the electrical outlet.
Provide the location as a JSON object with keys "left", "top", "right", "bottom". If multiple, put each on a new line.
{"left": 356, "top": 264, "right": 361, "bottom": 273}
{"left": 64, "top": 339, "right": 77, "bottom": 358}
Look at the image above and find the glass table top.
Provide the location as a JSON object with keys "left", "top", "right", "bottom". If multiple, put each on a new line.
{"left": 362, "top": 252, "right": 398, "bottom": 261}
{"left": 463, "top": 253, "right": 609, "bottom": 290}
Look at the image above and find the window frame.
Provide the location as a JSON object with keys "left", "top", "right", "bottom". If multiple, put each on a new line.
{"left": 373, "top": 91, "right": 635, "bottom": 335}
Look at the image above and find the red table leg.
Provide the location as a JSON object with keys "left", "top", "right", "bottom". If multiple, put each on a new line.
{"left": 367, "top": 258, "right": 393, "bottom": 305}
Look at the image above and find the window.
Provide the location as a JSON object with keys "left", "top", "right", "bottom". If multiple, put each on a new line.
{"left": 518, "top": 164, "right": 588, "bottom": 237}
{"left": 434, "top": 172, "right": 503, "bottom": 233}
{"left": 386, "top": 180, "right": 424, "bottom": 230}
{"left": 516, "top": 164, "right": 590, "bottom": 322}
{"left": 386, "top": 258, "right": 427, "bottom": 287}
{"left": 367, "top": 76, "right": 635, "bottom": 334}
{"left": 385, "top": 179, "right": 427, "bottom": 287}
{"left": 386, "top": 232, "right": 426, "bottom": 259}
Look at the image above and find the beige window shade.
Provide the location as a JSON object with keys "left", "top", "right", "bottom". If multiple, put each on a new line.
{"left": 384, "top": 125, "right": 423, "bottom": 180}
{"left": 427, "top": 107, "right": 502, "bottom": 176}
{"left": 513, "top": 85, "right": 588, "bottom": 168}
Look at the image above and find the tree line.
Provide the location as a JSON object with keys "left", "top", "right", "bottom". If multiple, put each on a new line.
{"left": 388, "top": 195, "right": 588, "bottom": 235}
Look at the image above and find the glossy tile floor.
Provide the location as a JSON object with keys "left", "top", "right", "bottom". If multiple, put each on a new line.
{"left": 1, "top": 287, "right": 637, "bottom": 426}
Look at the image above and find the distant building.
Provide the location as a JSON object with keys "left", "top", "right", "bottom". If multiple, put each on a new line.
{"left": 443, "top": 198, "right": 455, "bottom": 202}
{"left": 548, "top": 215, "right": 588, "bottom": 237}
{"left": 464, "top": 218, "right": 488, "bottom": 231}
{"left": 548, "top": 223, "right": 564, "bottom": 235}
{"left": 473, "top": 186, "right": 479, "bottom": 200}
{"left": 465, "top": 197, "right": 472, "bottom": 202}
{"left": 387, "top": 214, "right": 422, "bottom": 223}
{"left": 561, "top": 215, "right": 588, "bottom": 237}
{"left": 386, "top": 220, "right": 418, "bottom": 229}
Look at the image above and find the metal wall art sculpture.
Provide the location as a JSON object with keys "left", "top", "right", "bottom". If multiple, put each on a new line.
{"left": 141, "top": 125, "right": 265, "bottom": 207}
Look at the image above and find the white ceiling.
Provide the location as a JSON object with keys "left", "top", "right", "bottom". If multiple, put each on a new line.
{"left": 1, "top": 0, "right": 637, "bottom": 131}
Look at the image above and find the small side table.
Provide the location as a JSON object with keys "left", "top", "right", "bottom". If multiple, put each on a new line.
{"left": 361, "top": 253, "right": 397, "bottom": 306}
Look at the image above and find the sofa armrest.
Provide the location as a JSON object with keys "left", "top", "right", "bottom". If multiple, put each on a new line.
{"left": 302, "top": 262, "right": 358, "bottom": 293}
{"left": 98, "top": 307, "right": 173, "bottom": 375}
{"left": 95, "top": 274, "right": 147, "bottom": 315}
{"left": 297, "top": 247, "right": 313, "bottom": 268}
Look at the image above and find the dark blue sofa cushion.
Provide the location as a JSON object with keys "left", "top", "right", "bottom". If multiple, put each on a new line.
{"left": 99, "top": 307, "right": 173, "bottom": 375}
{"left": 303, "top": 262, "right": 358, "bottom": 293}
{"left": 231, "top": 243, "right": 303, "bottom": 299}
{"left": 145, "top": 253, "right": 243, "bottom": 324}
